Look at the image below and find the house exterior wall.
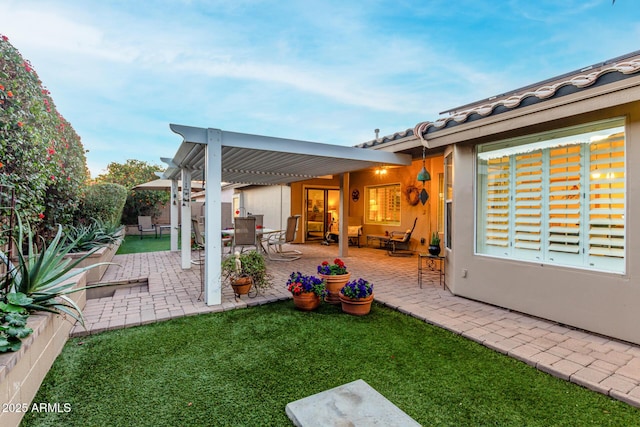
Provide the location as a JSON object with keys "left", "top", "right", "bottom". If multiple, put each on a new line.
{"left": 290, "top": 158, "right": 444, "bottom": 248}
{"left": 236, "top": 185, "right": 291, "bottom": 231}
{"left": 445, "top": 101, "right": 640, "bottom": 345}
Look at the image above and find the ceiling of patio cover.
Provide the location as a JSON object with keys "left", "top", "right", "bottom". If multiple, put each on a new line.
{"left": 161, "top": 124, "right": 412, "bottom": 185}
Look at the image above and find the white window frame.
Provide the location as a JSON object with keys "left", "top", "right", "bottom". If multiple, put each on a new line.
{"left": 364, "top": 183, "right": 401, "bottom": 226}
{"left": 475, "top": 118, "right": 626, "bottom": 273}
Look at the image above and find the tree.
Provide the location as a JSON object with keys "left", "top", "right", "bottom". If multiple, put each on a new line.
{"left": 94, "top": 159, "right": 169, "bottom": 225}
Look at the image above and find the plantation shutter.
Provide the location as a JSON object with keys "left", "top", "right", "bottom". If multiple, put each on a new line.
{"left": 588, "top": 132, "right": 625, "bottom": 271}
{"left": 546, "top": 144, "right": 582, "bottom": 264}
{"left": 514, "top": 151, "right": 543, "bottom": 260}
{"left": 484, "top": 156, "right": 511, "bottom": 254}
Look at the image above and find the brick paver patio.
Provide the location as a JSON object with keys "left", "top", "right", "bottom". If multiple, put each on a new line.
{"left": 71, "top": 243, "right": 640, "bottom": 408}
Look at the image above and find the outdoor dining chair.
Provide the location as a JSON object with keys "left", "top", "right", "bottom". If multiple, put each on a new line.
{"left": 233, "top": 216, "right": 258, "bottom": 253}
{"left": 137, "top": 216, "right": 157, "bottom": 239}
{"left": 263, "top": 215, "right": 302, "bottom": 261}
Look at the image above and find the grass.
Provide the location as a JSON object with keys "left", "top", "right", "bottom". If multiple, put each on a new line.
{"left": 23, "top": 302, "right": 639, "bottom": 427}
{"left": 116, "top": 234, "right": 172, "bottom": 254}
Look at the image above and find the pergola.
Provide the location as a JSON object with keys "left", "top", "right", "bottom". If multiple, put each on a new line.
{"left": 161, "top": 124, "right": 412, "bottom": 305}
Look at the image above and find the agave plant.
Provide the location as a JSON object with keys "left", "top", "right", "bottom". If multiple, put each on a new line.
{"left": 10, "top": 217, "right": 114, "bottom": 327}
{"left": 65, "top": 218, "right": 124, "bottom": 253}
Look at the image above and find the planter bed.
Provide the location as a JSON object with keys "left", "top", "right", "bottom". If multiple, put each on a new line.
{"left": 0, "top": 275, "right": 86, "bottom": 427}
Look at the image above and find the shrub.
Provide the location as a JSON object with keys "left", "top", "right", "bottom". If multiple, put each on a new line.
{"left": 94, "top": 160, "right": 169, "bottom": 225}
{"left": 0, "top": 34, "right": 89, "bottom": 237}
{"left": 80, "top": 183, "right": 127, "bottom": 225}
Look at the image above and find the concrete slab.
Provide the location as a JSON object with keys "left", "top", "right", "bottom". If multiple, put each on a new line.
{"left": 285, "top": 379, "right": 420, "bottom": 427}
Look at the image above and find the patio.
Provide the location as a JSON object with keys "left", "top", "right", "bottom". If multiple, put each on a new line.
{"left": 71, "top": 243, "right": 640, "bottom": 408}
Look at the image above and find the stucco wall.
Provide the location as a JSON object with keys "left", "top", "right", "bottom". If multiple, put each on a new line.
{"left": 447, "top": 103, "right": 640, "bottom": 344}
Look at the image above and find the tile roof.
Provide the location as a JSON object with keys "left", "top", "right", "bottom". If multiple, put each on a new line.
{"left": 414, "top": 51, "right": 640, "bottom": 141}
{"left": 356, "top": 128, "right": 414, "bottom": 149}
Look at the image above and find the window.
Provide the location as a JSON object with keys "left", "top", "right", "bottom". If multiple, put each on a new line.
{"left": 365, "top": 183, "right": 401, "bottom": 225}
{"left": 476, "top": 118, "right": 626, "bottom": 273}
{"left": 444, "top": 153, "right": 453, "bottom": 249}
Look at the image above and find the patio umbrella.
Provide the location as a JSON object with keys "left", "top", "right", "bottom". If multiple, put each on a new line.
{"left": 133, "top": 179, "right": 205, "bottom": 191}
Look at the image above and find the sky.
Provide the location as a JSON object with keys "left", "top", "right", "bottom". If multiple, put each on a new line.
{"left": 2, "top": 0, "right": 639, "bottom": 177}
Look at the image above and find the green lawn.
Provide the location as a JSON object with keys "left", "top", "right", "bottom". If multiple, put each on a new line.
{"left": 116, "top": 234, "right": 172, "bottom": 254}
{"left": 22, "top": 302, "right": 639, "bottom": 426}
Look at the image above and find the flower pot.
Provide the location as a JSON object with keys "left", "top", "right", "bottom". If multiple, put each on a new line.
{"left": 319, "top": 273, "right": 351, "bottom": 305}
{"left": 428, "top": 245, "right": 441, "bottom": 256}
{"left": 231, "top": 276, "right": 253, "bottom": 296}
{"left": 339, "top": 292, "right": 374, "bottom": 316}
{"left": 292, "top": 292, "right": 321, "bottom": 311}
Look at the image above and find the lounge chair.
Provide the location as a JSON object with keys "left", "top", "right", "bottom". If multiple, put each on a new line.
{"left": 387, "top": 217, "right": 417, "bottom": 256}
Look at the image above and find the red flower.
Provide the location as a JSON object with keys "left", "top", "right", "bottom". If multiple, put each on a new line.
{"left": 322, "top": 261, "right": 329, "bottom": 266}
{"left": 47, "top": 147, "right": 55, "bottom": 155}
{"left": 0, "top": 161, "right": 3, "bottom": 168}
{"left": 50, "top": 175, "right": 56, "bottom": 181}
{"left": 6, "top": 91, "right": 13, "bottom": 98}
{"left": 17, "top": 122, "right": 23, "bottom": 127}
{"left": 0, "top": 84, "right": 4, "bottom": 90}
{"left": 38, "top": 213, "right": 45, "bottom": 219}
{"left": 1, "top": 35, "right": 8, "bottom": 42}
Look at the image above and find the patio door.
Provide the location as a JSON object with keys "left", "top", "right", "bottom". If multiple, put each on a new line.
{"left": 305, "top": 188, "right": 340, "bottom": 241}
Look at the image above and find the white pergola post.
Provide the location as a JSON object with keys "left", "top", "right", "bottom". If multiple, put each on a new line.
{"left": 338, "top": 173, "right": 349, "bottom": 258}
{"left": 204, "top": 129, "right": 222, "bottom": 305}
{"left": 170, "top": 178, "right": 179, "bottom": 252}
{"left": 180, "top": 169, "right": 192, "bottom": 269}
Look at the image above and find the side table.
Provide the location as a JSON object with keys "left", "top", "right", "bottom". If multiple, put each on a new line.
{"left": 418, "top": 253, "right": 445, "bottom": 289}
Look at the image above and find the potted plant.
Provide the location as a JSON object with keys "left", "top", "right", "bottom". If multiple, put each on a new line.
{"left": 317, "top": 258, "right": 350, "bottom": 305}
{"left": 428, "top": 232, "right": 441, "bottom": 256}
{"left": 221, "top": 250, "right": 272, "bottom": 298}
{"left": 339, "top": 278, "right": 374, "bottom": 316}
{"left": 286, "top": 272, "right": 326, "bottom": 311}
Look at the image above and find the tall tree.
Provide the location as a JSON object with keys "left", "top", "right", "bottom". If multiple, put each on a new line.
{"left": 95, "top": 159, "right": 169, "bottom": 225}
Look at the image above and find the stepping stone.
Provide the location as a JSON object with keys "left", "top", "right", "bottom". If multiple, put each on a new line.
{"left": 285, "top": 379, "right": 420, "bottom": 427}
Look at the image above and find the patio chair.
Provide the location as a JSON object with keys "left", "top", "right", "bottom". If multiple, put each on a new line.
{"left": 137, "top": 216, "right": 157, "bottom": 239}
{"left": 233, "top": 216, "right": 258, "bottom": 253}
{"left": 387, "top": 217, "right": 417, "bottom": 257}
{"left": 263, "top": 215, "right": 302, "bottom": 261}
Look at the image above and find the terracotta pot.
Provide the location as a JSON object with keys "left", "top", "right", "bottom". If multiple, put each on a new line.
{"left": 319, "top": 273, "right": 351, "bottom": 305}
{"left": 231, "top": 276, "right": 253, "bottom": 296}
{"left": 292, "top": 292, "right": 321, "bottom": 311}
{"left": 339, "top": 292, "right": 374, "bottom": 316}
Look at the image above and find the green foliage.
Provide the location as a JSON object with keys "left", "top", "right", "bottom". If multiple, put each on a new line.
{"left": 0, "top": 34, "right": 89, "bottom": 237}
{"left": 430, "top": 231, "right": 440, "bottom": 246}
{"left": 79, "top": 182, "right": 127, "bottom": 225}
{"left": 65, "top": 218, "right": 124, "bottom": 253}
{"left": 221, "top": 250, "right": 273, "bottom": 290}
{"left": 24, "top": 302, "right": 640, "bottom": 426}
{"left": 11, "top": 218, "right": 112, "bottom": 327}
{"left": 94, "top": 159, "right": 169, "bottom": 225}
{"left": 0, "top": 292, "right": 33, "bottom": 353}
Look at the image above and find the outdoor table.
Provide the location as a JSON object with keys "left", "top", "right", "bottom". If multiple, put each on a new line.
{"left": 418, "top": 253, "right": 445, "bottom": 289}
{"left": 222, "top": 228, "right": 280, "bottom": 253}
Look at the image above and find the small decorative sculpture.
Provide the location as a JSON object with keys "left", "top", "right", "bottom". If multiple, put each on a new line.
{"left": 234, "top": 251, "right": 242, "bottom": 276}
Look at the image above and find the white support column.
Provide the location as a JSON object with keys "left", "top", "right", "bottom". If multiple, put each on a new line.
{"left": 170, "top": 178, "right": 179, "bottom": 252}
{"left": 338, "top": 173, "right": 349, "bottom": 258}
{"left": 205, "top": 129, "right": 222, "bottom": 305}
{"left": 180, "top": 169, "right": 192, "bottom": 269}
